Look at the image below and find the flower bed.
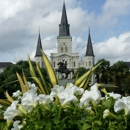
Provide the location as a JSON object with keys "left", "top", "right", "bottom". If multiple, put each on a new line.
{"left": 0, "top": 50, "right": 129, "bottom": 129}
{"left": 1, "top": 82, "right": 130, "bottom": 130}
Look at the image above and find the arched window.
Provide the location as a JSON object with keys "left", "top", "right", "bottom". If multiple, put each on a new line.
{"left": 61, "top": 46, "right": 63, "bottom": 53}
{"left": 74, "top": 61, "right": 75, "bottom": 67}
{"left": 65, "top": 45, "right": 68, "bottom": 52}
{"left": 89, "top": 61, "right": 91, "bottom": 66}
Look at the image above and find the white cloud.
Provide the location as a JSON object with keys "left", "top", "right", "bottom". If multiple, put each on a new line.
{"left": 96, "top": 0, "right": 130, "bottom": 27}
{"left": 0, "top": 0, "right": 30, "bottom": 19}
{"left": 68, "top": 8, "right": 95, "bottom": 34}
{"left": 28, "top": 11, "right": 60, "bottom": 35}
{"left": 94, "top": 32, "right": 130, "bottom": 64}
{"left": 0, "top": 0, "right": 130, "bottom": 65}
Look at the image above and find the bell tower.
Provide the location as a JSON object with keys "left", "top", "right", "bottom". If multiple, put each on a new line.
{"left": 84, "top": 28, "right": 95, "bottom": 83}
{"left": 35, "top": 32, "right": 44, "bottom": 68}
{"left": 57, "top": 1, "right": 72, "bottom": 54}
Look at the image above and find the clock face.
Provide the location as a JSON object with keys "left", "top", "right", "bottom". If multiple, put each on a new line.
{"left": 62, "top": 57, "right": 67, "bottom": 61}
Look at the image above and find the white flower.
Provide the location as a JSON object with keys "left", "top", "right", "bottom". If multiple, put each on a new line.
{"left": 80, "top": 90, "right": 92, "bottom": 107}
{"left": 59, "top": 91, "right": 78, "bottom": 106}
{"left": 90, "top": 83, "right": 101, "bottom": 102}
{"left": 28, "top": 82, "right": 37, "bottom": 93}
{"left": 12, "top": 90, "right": 22, "bottom": 98}
{"left": 80, "top": 83, "right": 101, "bottom": 108}
{"left": 21, "top": 90, "right": 38, "bottom": 111}
{"left": 107, "top": 92, "right": 121, "bottom": 99}
{"left": 56, "top": 83, "right": 84, "bottom": 106}
{"left": 37, "top": 94, "right": 53, "bottom": 106}
{"left": 65, "top": 83, "right": 84, "bottom": 96}
{"left": 4, "top": 101, "right": 22, "bottom": 121}
{"left": 103, "top": 109, "right": 110, "bottom": 119}
{"left": 114, "top": 96, "right": 130, "bottom": 115}
{"left": 11, "top": 120, "right": 23, "bottom": 130}
{"left": 50, "top": 85, "right": 64, "bottom": 97}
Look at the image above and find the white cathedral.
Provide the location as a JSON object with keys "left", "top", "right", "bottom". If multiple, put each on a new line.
{"left": 34, "top": 2, "right": 95, "bottom": 80}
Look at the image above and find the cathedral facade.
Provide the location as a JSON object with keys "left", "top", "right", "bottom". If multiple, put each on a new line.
{"left": 34, "top": 2, "right": 95, "bottom": 80}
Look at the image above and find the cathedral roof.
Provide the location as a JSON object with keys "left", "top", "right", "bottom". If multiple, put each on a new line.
{"left": 85, "top": 29, "right": 95, "bottom": 57}
{"left": 35, "top": 33, "right": 43, "bottom": 57}
{"left": 58, "top": 2, "right": 70, "bottom": 36}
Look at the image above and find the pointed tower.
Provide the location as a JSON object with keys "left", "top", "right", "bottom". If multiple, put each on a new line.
{"left": 50, "top": 2, "right": 79, "bottom": 79}
{"left": 35, "top": 33, "right": 42, "bottom": 57}
{"left": 84, "top": 28, "right": 95, "bottom": 68}
{"left": 59, "top": 1, "right": 70, "bottom": 36}
{"left": 35, "top": 32, "right": 44, "bottom": 68}
{"left": 84, "top": 28, "right": 95, "bottom": 83}
{"left": 85, "top": 29, "right": 94, "bottom": 57}
{"left": 57, "top": 1, "right": 72, "bottom": 54}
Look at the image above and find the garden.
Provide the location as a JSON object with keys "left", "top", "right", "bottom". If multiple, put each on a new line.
{"left": 0, "top": 50, "right": 130, "bottom": 130}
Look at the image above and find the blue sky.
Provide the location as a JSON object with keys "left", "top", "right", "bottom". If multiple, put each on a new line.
{"left": 0, "top": 0, "right": 130, "bottom": 64}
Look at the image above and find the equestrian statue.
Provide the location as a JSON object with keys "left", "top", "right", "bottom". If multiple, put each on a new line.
{"left": 56, "top": 60, "right": 74, "bottom": 79}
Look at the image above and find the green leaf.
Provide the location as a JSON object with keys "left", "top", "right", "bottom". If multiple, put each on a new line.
{"left": 36, "top": 64, "right": 49, "bottom": 94}
{"left": 16, "top": 72, "right": 26, "bottom": 93}
{"left": 41, "top": 50, "right": 58, "bottom": 87}
{"left": 94, "top": 120, "right": 102, "bottom": 126}
{"left": 31, "top": 77, "right": 46, "bottom": 94}
{"left": 78, "top": 69, "right": 92, "bottom": 89}
{"left": 82, "top": 123, "right": 91, "bottom": 130}
{"left": 102, "top": 98, "right": 114, "bottom": 109}
{"left": 22, "top": 70, "right": 29, "bottom": 92}
{"left": 28, "top": 55, "right": 36, "bottom": 77}
{"left": 74, "top": 61, "right": 102, "bottom": 87}
{"left": 44, "top": 123, "right": 52, "bottom": 130}
{"left": 5, "top": 91, "right": 14, "bottom": 103}
{"left": 83, "top": 70, "right": 92, "bottom": 90}
{"left": 0, "top": 99, "right": 11, "bottom": 106}
{"left": 98, "top": 83, "right": 117, "bottom": 92}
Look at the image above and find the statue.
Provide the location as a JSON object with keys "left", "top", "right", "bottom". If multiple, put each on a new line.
{"left": 56, "top": 60, "right": 74, "bottom": 79}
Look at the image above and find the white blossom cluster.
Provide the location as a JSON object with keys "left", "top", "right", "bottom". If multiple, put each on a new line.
{"left": 3, "top": 82, "right": 130, "bottom": 130}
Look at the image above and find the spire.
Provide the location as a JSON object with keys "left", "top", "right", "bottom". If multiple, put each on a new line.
{"left": 35, "top": 32, "right": 43, "bottom": 57}
{"left": 85, "top": 28, "right": 94, "bottom": 57}
{"left": 59, "top": 2, "right": 70, "bottom": 36}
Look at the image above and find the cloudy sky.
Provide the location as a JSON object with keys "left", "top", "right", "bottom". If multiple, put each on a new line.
{"left": 0, "top": 0, "right": 130, "bottom": 65}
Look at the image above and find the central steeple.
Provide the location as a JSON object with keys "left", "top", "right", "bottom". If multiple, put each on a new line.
{"left": 59, "top": 2, "right": 70, "bottom": 36}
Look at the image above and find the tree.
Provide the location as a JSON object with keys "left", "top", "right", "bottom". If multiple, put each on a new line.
{"left": 73, "top": 67, "right": 89, "bottom": 79}
{"left": 0, "top": 60, "right": 49, "bottom": 98}
{"left": 109, "top": 61, "right": 130, "bottom": 94}
{"left": 94, "top": 59, "right": 111, "bottom": 83}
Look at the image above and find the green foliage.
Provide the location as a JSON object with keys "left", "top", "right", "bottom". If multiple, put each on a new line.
{"left": 94, "top": 58, "right": 110, "bottom": 84}
{"left": 0, "top": 60, "right": 49, "bottom": 98}
{"left": 15, "top": 103, "right": 87, "bottom": 130}
{"left": 0, "top": 50, "right": 119, "bottom": 130}
{"left": 110, "top": 61, "right": 129, "bottom": 94}
{"left": 1, "top": 92, "right": 130, "bottom": 130}
{"left": 73, "top": 67, "right": 89, "bottom": 79}
{"left": 94, "top": 59, "right": 130, "bottom": 95}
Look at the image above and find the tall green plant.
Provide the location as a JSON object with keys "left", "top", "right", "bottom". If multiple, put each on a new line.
{"left": 0, "top": 50, "right": 117, "bottom": 122}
